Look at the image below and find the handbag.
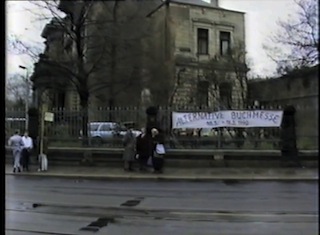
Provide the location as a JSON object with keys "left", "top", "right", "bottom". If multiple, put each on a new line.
{"left": 134, "top": 154, "right": 139, "bottom": 160}
{"left": 155, "top": 144, "right": 166, "bottom": 154}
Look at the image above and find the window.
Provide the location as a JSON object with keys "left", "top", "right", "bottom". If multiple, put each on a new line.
{"left": 197, "top": 28, "right": 209, "bottom": 55}
{"left": 90, "top": 124, "right": 100, "bottom": 131}
{"left": 220, "top": 31, "right": 231, "bottom": 56}
{"left": 100, "top": 124, "right": 111, "bottom": 131}
{"left": 197, "top": 80, "right": 209, "bottom": 107}
{"left": 219, "top": 82, "right": 232, "bottom": 108}
{"left": 56, "top": 92, "right": 65, "bottom": 109}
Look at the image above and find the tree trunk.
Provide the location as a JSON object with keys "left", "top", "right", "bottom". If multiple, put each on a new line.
{"left": 80, "top": 91, "right": 90, "bottom": 146}
{"left": 108, "top": 98, "right": 114, "bottom": 120}
{"left": 108, "top": 2, "right": 119, "bottom": 121}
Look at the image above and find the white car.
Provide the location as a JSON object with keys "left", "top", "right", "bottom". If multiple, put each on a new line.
{"left": 80, "top": 122, "right": 141, "bottom": 145}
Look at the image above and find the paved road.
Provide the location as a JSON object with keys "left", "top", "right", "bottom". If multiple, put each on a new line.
{"left": 6, "top": 175, "right": 318, "bottom": 235}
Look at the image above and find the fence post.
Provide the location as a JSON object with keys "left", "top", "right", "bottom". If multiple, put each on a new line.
{"left": 217, "top": 127, "right": 222, "bottom": 149}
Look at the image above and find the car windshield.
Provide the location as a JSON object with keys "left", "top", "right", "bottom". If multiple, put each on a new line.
{"left": 90, "top": 124, "right": 100, "bottom": 131}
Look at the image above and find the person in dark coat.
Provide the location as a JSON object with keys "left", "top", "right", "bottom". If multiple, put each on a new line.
{"left": 151, "top": 128, "right": 165, "bottom": 173}
{"left": 122, "top": 126, "right": 136, "bottom": 171}
{"left": 136, "top": 128, "right": 152, "bottom": 172}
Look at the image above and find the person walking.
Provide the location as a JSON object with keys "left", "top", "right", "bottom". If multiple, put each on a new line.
{"left": 151, "top": 128, "right": 166, "bottom": 173}
{"left": 8, "top": 130, "right": 24, "bottom": 173}
{"left": 136, "top": 128, "right": 152, "bottom": 172}
{"left": 21, "top": 131, "right": 33, "bottom": 171}
{"left": 122, "top": 125, "right": 136, "bottom": 171}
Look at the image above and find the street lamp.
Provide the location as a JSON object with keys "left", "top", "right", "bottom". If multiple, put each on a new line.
{"left": 19, "top": 65, "right": 30, "bottom": 132}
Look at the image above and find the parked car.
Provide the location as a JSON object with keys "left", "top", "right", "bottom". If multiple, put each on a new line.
{"left": 80, "top": 122, "right": 141, "bottom": 146}
{"left": 120, "top": 121, "right": 141, "bottom": 136}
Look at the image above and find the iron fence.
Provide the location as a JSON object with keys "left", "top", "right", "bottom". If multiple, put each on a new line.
{"left": 5, "top": 106, "right": 318, "bottom": 150}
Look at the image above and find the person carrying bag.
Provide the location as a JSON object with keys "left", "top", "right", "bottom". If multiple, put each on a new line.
{"left": 151, "top": 128, "right": 165, "bottom": 173}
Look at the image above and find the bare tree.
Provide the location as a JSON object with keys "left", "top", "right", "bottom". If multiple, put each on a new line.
{"left": 16, "top": 0, "right": 159, "bottom": 145}
{"left": 264, "top": 0, "right": 319, "bottom": 74}
{"left": 6, "top": 74, "right": 32, "bottom": 109}
{"left": 7, "top": 33, "right": 43, "bottom": 63}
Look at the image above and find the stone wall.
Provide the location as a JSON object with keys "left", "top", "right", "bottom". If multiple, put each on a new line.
{"left": 248, "top": 66, "right": 319, "bottom": 149}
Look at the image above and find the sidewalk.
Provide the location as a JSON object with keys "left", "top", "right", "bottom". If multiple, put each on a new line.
{"left": 5, "top": 164, "right": 318, "bottom": 181}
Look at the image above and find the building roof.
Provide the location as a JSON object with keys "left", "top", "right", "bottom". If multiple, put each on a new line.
{"left": 147, "top": 0, "right": 244, "bottom": 17}
{"left": 41, "top": 17, "right": 66, "bottom": 38}
{"left": 171, "top": 0, "right": 244, "bottom": 13}
{"left": 172, "top": 0, "right": 213, "bottom": 7}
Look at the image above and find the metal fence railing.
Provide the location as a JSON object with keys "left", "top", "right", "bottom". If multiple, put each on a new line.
{"left": 5, "top": 106, "right": 319, "bottom": 150}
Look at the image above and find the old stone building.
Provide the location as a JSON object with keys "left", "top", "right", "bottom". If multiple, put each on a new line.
{"left": 32, "top": 0, "right": 159, "bottom": 111}
{"left": 145, "top": 0, "right": 247, "bottom": 109}
{"left": 31, "top": 0, "right": 247, "bottom": 110}
{"left": 31, "top": 16, "right": 81, "bottom": 110}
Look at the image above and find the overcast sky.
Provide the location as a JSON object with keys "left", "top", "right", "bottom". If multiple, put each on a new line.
{"left": 6, "top": 0, "right": 299, "bottom": 78}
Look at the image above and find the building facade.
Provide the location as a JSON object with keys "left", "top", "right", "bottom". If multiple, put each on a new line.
{"left": 32, "top": 0, "right": 247, "bottom": 111}
{"left": 31, "top": 16, "right": 81, "bottom": 110}
{"left": 146, "top": 0, "right": 247, "bottom": 109}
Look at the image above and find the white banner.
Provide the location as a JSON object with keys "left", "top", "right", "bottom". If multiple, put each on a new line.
{"left": 172, "top": 110, "right": 283, "bottom": 129}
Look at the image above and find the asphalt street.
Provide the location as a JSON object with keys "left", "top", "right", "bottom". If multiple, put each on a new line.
{"left": 5, "top": 175, "right": 319, "bottom": 235}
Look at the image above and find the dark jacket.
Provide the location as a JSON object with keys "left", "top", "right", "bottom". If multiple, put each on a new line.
{"left": 136, "top": 133, "right": 152, "bottom": 158}
{"left": 153, "top": 132, "right": 165, "bottom": 145}
{"left": 122, "top": 130, "right": 136, "bottom": 161}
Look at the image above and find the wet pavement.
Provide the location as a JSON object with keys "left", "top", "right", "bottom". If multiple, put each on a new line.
{"left": 5, "top": 164, "right": 319, "bottom": 181}
{"left": 5, "top": 175, "right": 319, "bottom": 235}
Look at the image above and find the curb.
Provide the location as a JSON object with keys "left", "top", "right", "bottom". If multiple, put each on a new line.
{"left": 5, "top": 172, "right": 319, "bottom": 182}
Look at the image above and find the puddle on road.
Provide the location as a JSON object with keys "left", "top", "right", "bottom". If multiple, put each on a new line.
{"left": 121, "top": 200, "right": 141, "bottom": 207}
{"left": 80, "top": 217, "right": 115, "bottom": 232}
{"left": 120, "top": 197, "right": 144, "bottom": 207}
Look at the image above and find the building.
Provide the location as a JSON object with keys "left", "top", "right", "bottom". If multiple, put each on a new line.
{"left": 32, "top": 0, "right": 159, "bottom": 111}
{"left": 31, "top": 16, "right": 80, "bottom": 110}
{"left": 145, "top": 0, "right": 247, "bottom": 109}
{"left": 31, "top": 0, "right": 247, "bottom": 110}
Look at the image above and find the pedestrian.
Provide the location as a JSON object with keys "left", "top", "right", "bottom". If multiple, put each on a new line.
{"left": 136, "top": 127, "right": 152, "bottom": 172}
{"left": 21, "top": 131, "right": 33, "bottom": 171}
{"left": 151, "top": 128, "right": 166, "bottom": 173}
{"left": 8, "top": 130, "right": 24, "bottom": 173}
{"left": 122, "top": 124, "right": 136, "bottom": 171}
